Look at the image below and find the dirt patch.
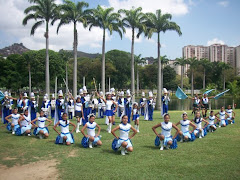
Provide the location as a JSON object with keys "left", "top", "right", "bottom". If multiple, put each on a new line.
{"left": 68, "top": 149, "right": 78, "bottom": 157}
{"left": 0, "top": 159, "right": 58, "bottom": 180}
{"left": 2, "top": 157, "right": 17, "bottom": 161}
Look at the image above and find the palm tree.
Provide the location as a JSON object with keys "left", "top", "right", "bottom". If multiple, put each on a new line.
{"left": 88, "top": 5, "right": 124, "bottom": 95}
{"left": 219, "top": 62, "right": 232, "bottom": 90}
{"left": 228, "top": 80, "right": 239, "bottom": 109}
{"left": 144, "top": 9, "right": 182, "bottom": 110}
{"left": 186, "top": 57, "right": 198, "bottom": 96}
{"left": 174, "top": 57, "right": 187, "bottom": 89}
{"left": 52, "top": 0, "right": 89, "bottom": 97}
{"left": 161, "top": 55, "right": 169, "bottom": 90}
{"left": 23, "top": 0, "right": 58, "bottom": 95}
{"left": 135, "top": 54, "right": 146, "bottom": 96}
{"left": 119, "top": 7, "right": 147, "bottom": 102}
{"left": 199, "top": 58, "right": 211, "bottom": 89}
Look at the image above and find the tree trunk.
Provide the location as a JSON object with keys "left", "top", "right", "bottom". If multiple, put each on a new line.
{"left": 191, "top": 70, "right": 194, "bottom": 96}
{"left": 223, "top": 74, "right": 226, "bottom": 90}
{"left": 29, "top": 63, "right": 31, "bottom": 95}
{"left": 109, "top": 77, "right": 110, "bottom": 92}
{"left": 156, "top": 32, "right": 162, "bottom": 110}
{"left": 45, "top": 22, "right": 50, "bottom": 95}
{"left": 73, "top": 22, "right": 78, "bottom": 97}
{"left": 181, "top": 65, "right": 183, "bottom": 89}
{"left": 83, "top": 76, "right": 85, "bottom": 86}
{"left": 131, "top": 28, "right": 135, "bottom": 102}
{"left": 161, "top": 66, "right": 163, "bottom": 90}
{"left": 137, "top": 69, "right": 139, "bottom": 97}
{"left": 101, "top": 29, "right": 106, "bottom": 95}
{"left": 66, "top": 62, "right": 68, "bottom": 94}
{"left": 203, "top": 68, "right": 206, "bottom": 89}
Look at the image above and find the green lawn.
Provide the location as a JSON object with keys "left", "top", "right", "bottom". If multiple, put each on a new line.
{"left": 0, "top": 110, "right": 240, "bottom": 179}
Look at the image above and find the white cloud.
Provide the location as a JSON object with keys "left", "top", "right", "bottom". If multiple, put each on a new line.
{"left": 207, "top": 38, "right": 225, "bottom": 46}
{"left": 108, "top": 0, "right": 190, "bottom": 16}
{"left": 0, "top": 0, "right": 108, "bottom": 51}
{"left": 218, "top": 1, "right": 229, "bottom": 7}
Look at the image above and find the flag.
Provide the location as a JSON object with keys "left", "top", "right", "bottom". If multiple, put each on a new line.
{"left": 0, "top": 91, "right": 4, "bottom": 101}
{"left": 214, "top": 89, "right": 230, "bottom": 100}
{"left": 175, "top": 87, "right": 188, "bottom": 99}
{"left": 203, "top": 89, "right": 214, "bottom": 95}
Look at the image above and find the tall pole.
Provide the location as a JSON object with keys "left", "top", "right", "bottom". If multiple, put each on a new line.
{"left": 83, "top": 76, "right": 85, "bottom": 87}
{"left": 109, "top": 77, "right": 110, "bottom": 92}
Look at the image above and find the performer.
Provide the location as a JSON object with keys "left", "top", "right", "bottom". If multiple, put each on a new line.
{"left": 72, "top": 95, "right": 84, "bottom": 133}
{"left": 91, "top": 94, "right": 98, "bottom": 116}
{"left": 226, "top": 105, "right": 236, "bottom": 124}
{"left": 98, "top": 92, "right": 118, "bottom": 133}
{"left": 215, "top": 107, "right": 229, "bottom": 128}
{"left": 23, "top": 93, "right": 29, "bottom": 112}
{"left": 16, "top": 93, "right": 25, "bottom": 114}
{"left": 29, "top": 92, "right": 38, "bottom": 122}
{"left": 124, "top": 90, "right": 132, "bottom": 123}
{"left": 191, "top": 94, "right": 201, "bottom": 115}
{"left": 206, "top": 110, "right": 217, "bottom": 132}
{"left": 144, "top": 91, "right": 155, "bottom": 121}
{"left": 53, "top": 113, "right": 76, "bottom": 145}
{"left": 111, "top": 115, "right": 138, "bottom": 156}
{"left": 54, "top": 90, "right": 65, "bottom": 125}
{"left": 139, "top": 92, "right": 146, "bottom": 116}
{"left": 31, "top": 110, "right": 52, "bottom": 139}
{"left": 117, "top": 91, "right": 125, "bottom": 118}
{"left": 18, "top": 109, "right": 32, "bottom": 136}
{"left": 111, "top": 88, "right": 117, "bottom": 125}
{"left": 82, "top": 86, "right": 89, "bottom": 126}
{"left": 41, "top": 95, "right": 50, "bottom": 118}
{"left": 1, "top": 91, "right": 11, "bottom": 124}
{"left": 97, "top": 91, "right": 105, "bottom": 118}
{"left": 131, "top": 102, "right": 140, "bottom": 132}
{"left": 175, "top": 112, "right": 197, "bottom": 142}
{"left": 152, "top": 113, "right": 180, "bottom": 150}
{"left": 67, "top": 96, "right": 75, "bottom": 120}
{"left": 201, "top": 93, "right": 214, "bottom": 118}
{"left": 5, "top": 108, "right": 20, "bottom": 134}
{"left": 50, "top": 94, "right": 56, "bottom": 119}
{"left": 191, "top": 111, "right": 208, "bottom": 139}
{"left": 162, "top": 88, "right": 170, "bottom": 115}
{"left": 81, "top": 114, "right": 102, "bottom": 148}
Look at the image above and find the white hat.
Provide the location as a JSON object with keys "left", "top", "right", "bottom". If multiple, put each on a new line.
{"left": 79, "top": 89, "right": 83, "bottom": 95}
{"left": 106, "top": 92, "right": 111, "bottom": 95}
{"left": 163, "top": 88, "right": 168, "bottom": 94}
{"left": 126, "top": 89, "right": 131, "bottom": 96}
{"left": 23, "top": 92, "right": 28, "bottom": 98}
{"left": 4, "top": 91, "right": 8, "bottom": 97}
{"left": 58, "top": 90, "right": 63, "bottom": 97}
{"left": 133, "top": 102, "right": 138, "bottom": 106}
{"left": 85, "top": 94, "right": 90, "bottom": 101}
{"left": 149, "top": 91, "right": 153, "bottom": 97}
{"left": 30, "top": 92, "right": 35, "bottom": 99}
{"left": 141, "top": 92, "right": 145, "bottom": 97}
{"left": 45, "top": 93, "right": 49, "bottom": 98}
{"left": 43, "top": 95, "right": 47, "bottom": 101}
{"left": 52, "top": 94, "right": 55, "bottom": 98}
{"left": 110, "top": 88, "right": 115, "bottom": 95}
{"left": 119, "top": 91, "right": 124, "bottom": 96}
{"left": 83, "top": 86, "right": 87, "bottom": 93}
{"left": 8, "top": 92, "right": 11, "bottom": 96}
{"left": 99, "top": 91, "right": 104, "bottom": 96}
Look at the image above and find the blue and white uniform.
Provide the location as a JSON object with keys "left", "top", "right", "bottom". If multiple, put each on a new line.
{"left": 36, "top": 117, "right": 49, "bottom": 134}
{"left": 193, "top": 118, "right": 204, "bottom": 137}
{"left": 105, "top": 100, "right": 114, "bottom": 117}
{"left": 124, "top": 98, "right": 132, "bottom": 123}
{"left": 29, "top": 100, "right": 38, "bottom": 121}
{"left": 116, "top": 123, "right": 132, "bottom": 149}
{"left": 193, "top": 97, "right": 200, "bottom": 107}
{"left": 17, "top": 98, "right": 24, "bottom": 113}
{"left": 132, "top": 108, "right": 139, "bottom": 121}
{"left": 180, "top": 120, "right": 191, "bottom": 139}
{"left": 10, "top": 114, "right": 20, "bottom": 131}
{"left": 86, "top": 122, "right": 100, "bottom": 144}
{"left": 219, "top": 111, "right": 226, "bottom": 126}
{"left": 68, "top": 99, "right": 74, "bottom": 119}
{"left": 42, "top": 100, "right": 50, "bottom": 117}
{"left": 59, "top": 120, "right": 74, "bottom": 143}
{"left": 208, "top": 115, "right": 216, "bottom": 129}
{"left": 1, "top": 98, "right": 11, "bottom": 124}
{"left": 75, "top": 102, "right": 83, "bottom": 118}
{"left": 20, "top": 115, "right": 32, "bottom": 134}
{"left": 226, "top": 109, "right": 233, "bottom": 122}
{"left": 161, "top": 122, "right": 173, "bottom": 146}
{"left": 162, "top": 95, "right": 170, "bottom": 114}
{"left": 202, "top": 98, "right": 209, "bottom": 109}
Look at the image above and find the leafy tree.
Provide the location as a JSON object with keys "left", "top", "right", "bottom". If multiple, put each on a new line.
{"left": 186, "top": 57, "right": 198, "bottom": 96}
{"left": 174, "top": 57, "right": 187, "bottom": 89}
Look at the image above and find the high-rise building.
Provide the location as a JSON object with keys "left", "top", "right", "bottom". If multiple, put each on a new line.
{"left": 236, "top": 46, "right": 240, "bottom": 75}
{"left": 183, "top": 45, "right": 209, "bottom": 60}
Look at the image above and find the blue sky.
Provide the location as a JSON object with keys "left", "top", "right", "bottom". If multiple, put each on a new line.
{"left": 0, "top": 0, "right": 239, "bottom": 59}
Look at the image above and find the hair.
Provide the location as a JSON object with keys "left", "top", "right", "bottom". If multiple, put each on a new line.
{"left": 62, "top": 113, "right": 68, "bottom": 125}
{"left": 210, "top": 110, "right": 214, "bottom": 114}
{"left": 182, "top": 112, "right": 187, "bottom": 118}
{"left": 89, "top": 114, "right": 95, "bottom": 119}
{"left": 194, "top": 111, "right": 201, "bottom": 123}
{"left": 163, "top": 113, "right": 170, "bottom": 119}
{"left": 13, "top": 107, "right": 18, "bottom": 111}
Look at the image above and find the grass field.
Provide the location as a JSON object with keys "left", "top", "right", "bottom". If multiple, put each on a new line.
{"left": 0, "top": 110, "right": 240, "bottom": 179}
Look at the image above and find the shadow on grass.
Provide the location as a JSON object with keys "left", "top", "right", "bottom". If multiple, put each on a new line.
{"left": 141, "top": 145, "right": 159, "bottom": 150}
{"left": 101, "top": 149, "right": 119, "bottom": 155}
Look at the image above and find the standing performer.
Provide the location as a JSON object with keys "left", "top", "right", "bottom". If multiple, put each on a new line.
{"left": 82, "top": 86, "right": 89, "bottom": 126}
{"left": 74, "top": 96, "right": 84, "bottom": 133}
{"left": 201, "top": 93, "right": 214, "bottom": 118}
{"left": 29, "top": 92, "right": 38, "bottom": 122}
{"left": 118, "top": 91, "right": 125, "bottom": 118}
{"left": 41, "top": 96, "right": 50, "bottom": 118}
{"left": 144, "top": 91, "right": 155, "bottom": 121}
{"left": 98, "top": 92, "right": 118, "bottom": 133}
{"left": 50, "top": 94, "right": 56, "bottom": 119}
{"left": 124, "top": 90, "right": 132, "bottom": 123}
{"left": 23, "top": 93, "right": 29, "bottom": 112}
{"left": 191, "top": 94, "right": 201, "bottom": 115}
{"left": 162, "top": 88, "right": 170, "bottom": 115}
{"left": 97, "top": 91, "right": 105, "bottom": 118}
{"left": 16, "top": 93, "right": 25, "bottom": 114}
{"left": 152, "top": 113, "right": 180, "bottom": 150}
{"left": 111, "top": 115, "right": 138, "bottom": 156}
{"left": 111, "top": 88, "right": 117, "bottom": 125}
{"left": 1, "top": 91, "right": 11, "bottom": 124}
{"left": 139, "top": 92, "right": 146, "bottom": 116}
{"left": 131, "top": 102, "right": 140, "bottom": 132}
{"left": 67, "top": 96, "right": 75, "bottom": 120}
{"left": 54, "top": 90, "right": 65, "bottom": 125}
